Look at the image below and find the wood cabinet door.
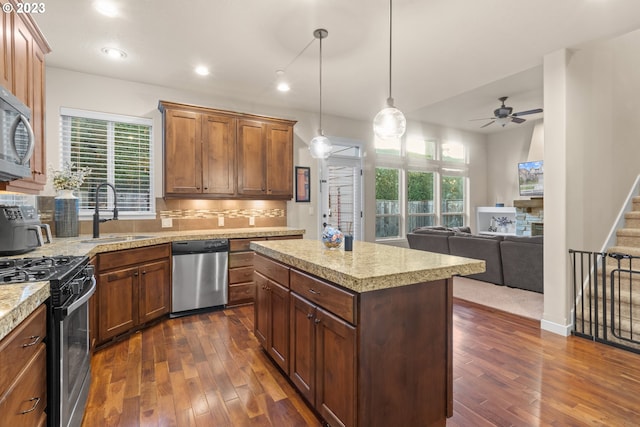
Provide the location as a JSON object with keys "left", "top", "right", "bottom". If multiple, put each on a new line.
{"left": 164, "top": 109, "right": 202, "bottom": 194}
{"left": 289, "top": 292, "right": 316, "bottom": 404}
{"left": 268, "top": 279, "right": 290, "bottom": 374}
{"left": 11, "top": 16, "right": 31, "bottom": 106}
{"left": 237, "top": 119, "right": 266, "bottom": 195}
{"left": 254, "top": 270, "right": 269, "bottom": 348}
{"left": 0, "top": 11, "right": 11, "bottom": 90}
{"left": 28, "top": 43, "right": 46, "bottom": 184}
{"left": 98, "top": 266, "right": 137, "bottom": 342}
{"left": 138, "top": 259, "right": 170, "bottom": 324}
{"left": 202, "top": 113, "right": 236, "bottom": 195}
{"left": 266, "top": 123, "right": 293, "bottom": 197}
{"left": 315, "top": 307, "right": 357, "bottom": 427}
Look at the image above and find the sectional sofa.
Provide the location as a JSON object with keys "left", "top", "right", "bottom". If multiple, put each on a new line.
{"left": 407, "top": 226, "right": 544, "bottom": 293}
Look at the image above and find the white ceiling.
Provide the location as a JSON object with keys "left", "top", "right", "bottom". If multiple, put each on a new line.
{"left": 34, "top": 0, "right": 640, "bottom": 134}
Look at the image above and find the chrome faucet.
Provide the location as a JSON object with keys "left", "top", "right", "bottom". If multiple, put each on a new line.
{"left": 93, "top": 182, "right": 119, "bottom": 238}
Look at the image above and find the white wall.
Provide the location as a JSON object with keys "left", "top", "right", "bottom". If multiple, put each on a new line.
{"left": 542, "top": 28, "right": 640, "bottom": 335}
{"left": 486, "top": 121, "right": 537, "bottom": 207}
{"left": 46, "top": 68, "right": 488, "bottom": 242}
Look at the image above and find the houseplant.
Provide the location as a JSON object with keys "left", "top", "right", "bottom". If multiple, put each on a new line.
{"left": 50, "top": 162, "right": 91, "bottom": 237}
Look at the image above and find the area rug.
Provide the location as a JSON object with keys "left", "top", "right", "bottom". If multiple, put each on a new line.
{"left": 453, "top": 276, "right": 544, "bottom": 320}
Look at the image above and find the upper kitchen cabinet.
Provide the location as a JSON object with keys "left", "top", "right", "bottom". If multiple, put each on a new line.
{"left": 0, "top": 2, "right": 50, "bottom": 194}
{"left": 159, "top": 101, "right": 296, "bottom": 200}
{"left": 160, "top": 103, "right": 236, "bottom": 195}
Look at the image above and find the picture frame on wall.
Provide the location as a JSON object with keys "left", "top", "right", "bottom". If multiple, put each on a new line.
{"left": 295, "top": 166, "right": 310, "bottom": 202}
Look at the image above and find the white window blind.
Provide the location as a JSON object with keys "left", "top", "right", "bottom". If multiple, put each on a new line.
{"left": 60, "top": 108, "right": 154, "bottom": 217}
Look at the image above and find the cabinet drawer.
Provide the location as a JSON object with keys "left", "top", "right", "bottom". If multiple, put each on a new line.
{"left": 228, "top": 282, "right": 255, "bottom": 306}
{"left": 229, "top": 266, "right": 255, "bottom": 284}
{"left": 100, "top": 244, "right": 170, "bottom": 271}
{"left": 0, "top": 304, "right": 46, "bottom": 395}
{"left": 254, "top": 254, "right": 289, "bottom": 287}
{"left": 0, "top": 344, "right": 47, "bottom": 427}
{"left": 229, "top": 251, "right": 254, "bottom": 268}
{"left": 267, "top": 234, "right": 303, "bottom": 240}
{"left": 290, "top": 269, "right": 357, "bottom": 325}
{"left": 230, "top": 237, "right": 265, "bottom": 252}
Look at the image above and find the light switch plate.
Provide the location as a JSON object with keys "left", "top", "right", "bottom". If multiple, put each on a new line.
{"left": 249, "top": 216, "right": 255, "bottom": 226}
{"left": 161, "top": 218, "right": 172, "bottom": 228}
{"left": 218, "top": 216, "right": 224, "bottom": 227}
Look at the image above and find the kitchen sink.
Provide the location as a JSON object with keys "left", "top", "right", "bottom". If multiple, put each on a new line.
{"left": 80, "top": 235, "right": 153, "bottom": 244}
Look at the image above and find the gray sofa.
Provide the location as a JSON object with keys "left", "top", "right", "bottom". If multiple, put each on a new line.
{"left": 407, "top": 226, "right": 543, "bottom": 293}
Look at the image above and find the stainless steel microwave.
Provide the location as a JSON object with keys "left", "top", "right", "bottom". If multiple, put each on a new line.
{"left": 0, "top": 85, "right": 35, "bottom": 181}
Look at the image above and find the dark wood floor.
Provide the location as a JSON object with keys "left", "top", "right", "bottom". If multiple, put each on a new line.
{"left": 83, "top": 300, "right": 640, "bottom": 426}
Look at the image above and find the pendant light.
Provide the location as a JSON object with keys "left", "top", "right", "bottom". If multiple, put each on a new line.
{"left": 309, "top": 28, "right": 332, "bottom": 159}
{"left": 373, "top": 0, "right": 406, "bottom": 139}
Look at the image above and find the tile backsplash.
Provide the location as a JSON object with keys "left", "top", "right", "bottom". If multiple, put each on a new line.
{"left": 35, "top": 196, "right": 287, "bottom": 235}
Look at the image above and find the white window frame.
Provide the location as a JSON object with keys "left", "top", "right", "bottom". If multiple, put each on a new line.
{"left": 374, "top": 137, "right": 469, "bottom": 241}
{"left": 59, "top": 107, "right": 156, "bottom": 220}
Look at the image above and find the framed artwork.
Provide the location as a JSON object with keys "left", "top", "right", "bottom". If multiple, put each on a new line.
{"left": 295, "top": 166, "right": 310, "bottom": 202}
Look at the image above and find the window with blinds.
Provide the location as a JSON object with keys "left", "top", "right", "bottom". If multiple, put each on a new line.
{"left": 60, "top": 108, "right": 154, "bottom": 217}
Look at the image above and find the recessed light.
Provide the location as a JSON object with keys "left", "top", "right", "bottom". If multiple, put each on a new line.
{"left": 101, "top": 47, "right": 127, "bottom": 59}
{"left": 94, "top": 1, "right": 118, "bottom": 17}
{"left": 195, "top": 66, "right": 210, "bottom": 76}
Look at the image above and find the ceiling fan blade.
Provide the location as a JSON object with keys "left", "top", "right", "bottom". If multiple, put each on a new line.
{"left": 480, "top": 121, "right": 495, "bottom": 128}
{"left": 511, "top": 117, "right": 526, "bottom": 124}
{"left": 512, "top": 108, "right": 543, "bottom": 117}
{"left": 469, "top": 117, "right": 495, "bottom": 121}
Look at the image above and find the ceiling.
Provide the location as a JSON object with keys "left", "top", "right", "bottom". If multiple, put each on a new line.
{"left": 34, "top": 0, "right": 640, "bottom": 134}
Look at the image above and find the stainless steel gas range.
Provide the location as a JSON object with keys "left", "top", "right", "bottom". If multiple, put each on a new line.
{"left": 0, "top": 255, "right": 95, "bottom": 427}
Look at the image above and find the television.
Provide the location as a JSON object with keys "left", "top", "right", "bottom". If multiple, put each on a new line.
{"left": 518, "top": 160, "right": 544, "bottom": 197}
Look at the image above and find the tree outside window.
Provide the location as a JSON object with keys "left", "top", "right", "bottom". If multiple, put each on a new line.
{"left": 407, "top": 170, "right": 435, "bottom": 232}
{"left": 375, "top": 167, "right": 400, "bottom": 238}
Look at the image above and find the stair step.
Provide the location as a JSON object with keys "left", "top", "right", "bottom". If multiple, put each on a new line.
{"left": 575, "top": 305, "right": 640, "bottom": 335}
{"left": 607, "top": 246, "right": 640, "bottom": 258}
{"left": 616, "top": 228, "right": 640, "bottom": 246}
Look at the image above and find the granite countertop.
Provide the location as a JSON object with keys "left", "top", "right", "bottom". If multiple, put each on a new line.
{"left": 250, "top": 239, "right": 486, "bottom": 293}
{"left": 0, "top": 227, "right": 304, "bottom": 341}
{"left": 0, "top": 282, "right": 49, "bottom": 341}
{"left": 10, "top": 226, "right": 306, "bottom": 259}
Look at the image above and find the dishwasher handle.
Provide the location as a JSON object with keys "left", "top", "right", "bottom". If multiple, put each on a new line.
{"left": 172, "top": 239, "right": 229, "bottom": 254}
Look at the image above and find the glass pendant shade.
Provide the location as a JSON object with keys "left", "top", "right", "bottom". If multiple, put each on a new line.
{"left": 373, "top": 104, "right": 406, "bottom": 139}
{"left": 496, "top": 117, "right": 510, "bottom": 127}
{"left": 309, "top": 134, "right": 332, "bottom": 159}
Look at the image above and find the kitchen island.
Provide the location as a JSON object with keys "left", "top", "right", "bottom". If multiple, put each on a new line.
{"left": 250, "top": 239, "right": 485, "bottom": 427}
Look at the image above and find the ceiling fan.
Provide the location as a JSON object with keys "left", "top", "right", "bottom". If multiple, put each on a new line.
{"left": 472, "top": 96, "right": 543, "bottom": 128}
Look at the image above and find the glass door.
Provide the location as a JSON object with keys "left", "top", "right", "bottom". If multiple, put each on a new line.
{"left": 321, "top": 153, "right": 363, "bottom": 241}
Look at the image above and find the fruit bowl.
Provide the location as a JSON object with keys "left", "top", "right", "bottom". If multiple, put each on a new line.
{"left": 322, "top": 226, "right": 344, "bottom": 249}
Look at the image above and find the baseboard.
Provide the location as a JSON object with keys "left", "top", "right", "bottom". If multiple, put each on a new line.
{"left": 541, "top": 318, "right": 572, "bottom": 336}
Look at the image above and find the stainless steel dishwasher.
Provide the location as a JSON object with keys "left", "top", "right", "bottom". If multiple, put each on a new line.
{"left": 171, "top": 239, "right": 229, "bottom": 316}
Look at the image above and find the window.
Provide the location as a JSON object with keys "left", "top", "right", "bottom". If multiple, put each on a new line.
{"left": 375, "top": 167, "right": 400, "bottom": 238}
{"left": 375, "top": 137, "right": 468, "bottom": 240}
{"left": 60, "top": 108, "right": 154, "bottom": 218}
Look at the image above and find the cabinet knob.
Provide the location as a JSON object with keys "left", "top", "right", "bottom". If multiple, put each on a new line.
{"left": 308, "top": 288, "right": 320, "bottom": 295}
{"left": 142, "top": 271, "right": 147, "bottom": 275}
{"left": 306, "top": 313, "right": 313, "bottom": 319}
{"left": 314, "top": 318, "right": 321, "bottom": 324}
{"left": 134, "top": 272, "right": 139, "bottom": 277}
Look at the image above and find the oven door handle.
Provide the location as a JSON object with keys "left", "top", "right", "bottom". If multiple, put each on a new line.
{"left": 60, "top": 276, "right": 96, "bottom": 318}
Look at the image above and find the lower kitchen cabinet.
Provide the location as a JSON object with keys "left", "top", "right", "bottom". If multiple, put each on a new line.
{"left": 96, "top": 244, "right": 171, "bottom": 345}
{"left": 289, "top": 272, "right": 357, "bottom": 427}
{"left": 254, "top": 255, "right": 290, "bottom": 374}
{"left": 0, "top": 304, "right": 47, "bottom": 427}
{"left": 227, "top": 235, "right": 302, "bottom": 307}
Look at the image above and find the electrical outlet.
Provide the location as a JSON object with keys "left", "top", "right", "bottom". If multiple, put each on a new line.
{"left": 249, "top": 216, "right": 255, "bottom": 226}
{"left": 218, "top": 216, "right": 224, "bottom": 227}
{"left": 161, "top": 218, "right": 172, "bottom": 228}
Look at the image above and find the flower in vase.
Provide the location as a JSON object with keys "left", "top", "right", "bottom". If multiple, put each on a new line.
{"left": 50, "top": 162, "right": 91, "bottom": 191}
{"left": 492, "top": 216, "right": 513, "bottom": 227}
